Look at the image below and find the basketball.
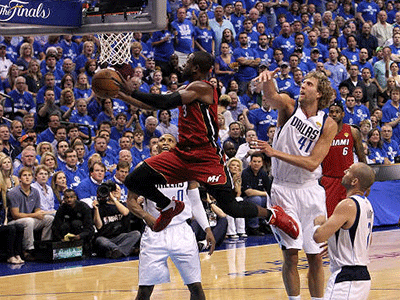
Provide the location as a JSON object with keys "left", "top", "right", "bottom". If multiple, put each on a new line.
{"left": 92, "top": 69, "right": 122, "bottom": 99}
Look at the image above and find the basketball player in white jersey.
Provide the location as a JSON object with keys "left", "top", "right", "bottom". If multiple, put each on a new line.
{"left": 254, "top": 70, "right": 338, "bottom": 300}
{"left": 313, "top": 162, "right": 375, "bottom": 300}
{"left": 127, "top": 134, "right": 215, "bottom": 300}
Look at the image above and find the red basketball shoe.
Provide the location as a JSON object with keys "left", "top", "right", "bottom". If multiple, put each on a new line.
{"left": 153, "top": 200, "right": 185, "bottom": 232}
{"left": 268, "top": 206, "right": 299, "bottom": 239}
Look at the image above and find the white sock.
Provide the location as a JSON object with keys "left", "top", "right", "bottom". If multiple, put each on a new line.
{"left": 288, "top": 296, "right": 301, "bottom": 300}
{"left": 311, "top": 298, "right": 323, "bottom": 300}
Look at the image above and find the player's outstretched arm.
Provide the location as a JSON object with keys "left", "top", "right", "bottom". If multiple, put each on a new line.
{"left": 255, "top": 68, "right": 295, "bottom": 113}
{"left": 116, "top": 75, "right": 214, "bottom": 109}
{"left": 313, "top": 198, "right": 357, "bottom": 243}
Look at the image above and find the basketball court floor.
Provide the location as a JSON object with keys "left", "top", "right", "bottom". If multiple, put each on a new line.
{"left": 0, "top": 227, "right": 399, "bottom": 300}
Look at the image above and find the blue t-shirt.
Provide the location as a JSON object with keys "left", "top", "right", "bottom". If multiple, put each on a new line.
{"left": 247, "top": 108, "right": 278, "bottom": 141}
{"left": 233, "top": 46, "right": 259, "bottom": 82}
{"left": 194, "top": 27, "right": 215, "bottom": 53}
{"left": 171, "top": 19, "right": 195, "bottom": 53}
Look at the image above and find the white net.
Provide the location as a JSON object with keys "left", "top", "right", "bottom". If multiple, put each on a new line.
{"left": 98, "top": 32, "right": 134, "bottom": 65}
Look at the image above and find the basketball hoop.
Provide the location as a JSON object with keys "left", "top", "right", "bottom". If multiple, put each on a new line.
{"left": 98, "top": 32, "right": 134, "bottom": 66}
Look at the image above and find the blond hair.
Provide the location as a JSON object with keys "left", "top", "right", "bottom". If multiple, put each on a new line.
{"left": 304, "top": 71, "right": 334, "bottom": 110}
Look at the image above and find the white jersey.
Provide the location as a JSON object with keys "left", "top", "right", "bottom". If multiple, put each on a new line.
{"left": 328, "top": 195, "right": 374, "bottom": 272}
{"left": 144, "top": 182, "right": 192, "bottom": 227}
{"left": 272, "top": 102, "right": 327, "bottom": 184}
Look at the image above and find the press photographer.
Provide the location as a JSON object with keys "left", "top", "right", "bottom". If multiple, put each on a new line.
{"left": 93, "top": 181, "right": 141, "bottom": 259}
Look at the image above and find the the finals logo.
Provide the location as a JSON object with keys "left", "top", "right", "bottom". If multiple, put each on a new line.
{"left": 0, "top": 0, "right": 51, "bottom": 22}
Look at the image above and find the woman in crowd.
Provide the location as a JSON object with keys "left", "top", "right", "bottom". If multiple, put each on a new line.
{"left": 37, "top": 142, "right": 55, "bottom": 158}
{"left": 40, "top": 151, "right": 59, "bottom": 177}
{"left": 84, "top": 59, "right": 97, "bottom": 85}
{"left": 367, "top": 128, "right": 391, "bottom": 164}
{"left": 378, "top": 77, "right": 396, "bottom": 107}
{"left": 221, "top": 28, "right": 237, "bottom": 53}
{"left": 74, "top": 72, "right": 93, "bottom": 101}
{"left": 218, "top": 113, "right": 229, "bottom": 142}
{"left": 194, "top": 11, "right": 215, "bottom": 55}
{"left": 24, "top": 60, "right": 42, "bottom": 97}
{"left": 218, "top": 94, "right": 235, "bottom": 126}
{"left": 16, "top": 42, "right": 34, "bottom": 75}
{"left": 215, "top": 42, "right": 236, "bottom": 89}
{"left": 60, "top": 73, "right": 75, "bottom": 90}
{"left": 150, "top": 70, "right": 168, "bottom": 94}
{"left": 0, "top": 154, "right": 19, "bottom": 192}
{"left": 389, "top": 62, "right": 400, "bottom": 86}
{"left": 3, "top": 64, "right": 20, "bottom": 94}
{"left": 225, "top": 157, "right": 247, "bottom": 239}
{"left": 51, "top": 171, "right": 68, "bottom": 206}
{"left": 96, "top": 98, "right": 116, "bottom": 127}
{"left": 59, "top": 88, "right": 76, "bottom": 120}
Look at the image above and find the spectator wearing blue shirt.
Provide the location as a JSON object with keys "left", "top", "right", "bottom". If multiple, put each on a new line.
{"left": 88, "top": 136, "right": 118, "bottom": 172}
{"left": 287, "top": 68, "right": 304, "bottom": 101}
{"left": 36, "top": 73, "right": 62, "bottom": 106}
{"left": 110, "top": 113, "right": 129, "bottom": 143}
{"left": 74, "top": 41, "right": 95, "bottom": 74}
{"left": 75, "top": 161, "right": 106, "bottom": 208}
{"left": 142, "top": 116, "right": 162, "bottom": 147}
{"left": 381, "top": 124, "right": 399, "bottom": 163}
{"left": 40, "top": 53, "right": 63, "bottom": 87}
{"left": 356, "top": 0, "right": 380, "bottom": 24}
{"left": 62, "top": 149, "right": 86, "bottom": 189}
{"left": 367, "top": 128, "right": 391, "bottom": 164}
{"left": 325, "top": 48, "right": 348, "bottom": 89}
{"left": 272, "top": 22, "right": 295, "bottom": 62}
{"left": 230, "top": 1, "right": 246, "bottom": 35}
{"left": 69, "top": 98, "right": 96, "bottom": 140}
{"left": 382, "top": 87, "right": 400, "bottom": 143}
{"left": 256, "top": 34, "right": 273, "bottom": 67}
{"left": 5, "top": 76, "right": 36, "bottom": 119}
{"left": 233, "top": 32, "right": 260, "bottom": 94}
{"left": 130, "top": 42, "right": 147, "bottom": 70}
{"left": 239, "top": 18, "right": 260, "bottom": 49}
{"left": 73, "top": 73, "right": 94, "bottom": 102}
{"left": 2, "top": 36, "right": 18, "bottom": 63}
{"left": 214, "top": 42, "right": 236, "bottom": 88}
{"left": 133, "top": 67, "right": 150, "bottom": 93}
{"left": 171, "top": 7, "right": 195, "bottom": 68}
{"left": 194, "top": 11, "right": 216, "bottom": 54}
{"left": 341, "top": 35, "right": 360, "bottom": 64}
{"left": 151, "top": 29, "right": 175, "bottom": 76}
{"left": 60, "top": 35, "right": 79, "bottom": 61}
{"left": 243, "top": 98, "right": 278, "bottom": 142}
{"left": 275, "top": 62, "right": 295, "bottom": 93}
{"left": 343, "top": 95, "right": 361, "bottom": 126}
{"left": 131, "top": 129, "right": 151, "bottom": 167}
{"left": 355, "top": 48, "right": 374, "bottom": 78}
{"left": 353, "top": 86, "right": 371, "bottom": 122}
{"left": 306, "top": 30, "right": 329, "bottom": 61}
{"left": 110, "top": 161, "right": 130, "bottom": 203}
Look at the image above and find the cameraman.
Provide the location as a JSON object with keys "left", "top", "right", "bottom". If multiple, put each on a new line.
{"left": 93, "top": 181, "right": 141, "bottom": 259}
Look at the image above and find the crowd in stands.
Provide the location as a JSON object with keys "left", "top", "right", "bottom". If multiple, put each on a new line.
{"left": 1, "top": 0, "right": 400, "bottom": 262}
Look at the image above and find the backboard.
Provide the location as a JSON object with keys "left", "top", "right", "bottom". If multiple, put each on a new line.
{"left": 0, "top": 0, "right": 166, "bottom": 36}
